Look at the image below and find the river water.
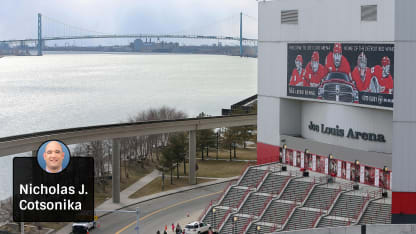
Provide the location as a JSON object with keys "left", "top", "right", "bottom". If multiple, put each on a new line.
{"left": 0, "top": 52, "right": 257, "bottom": 200}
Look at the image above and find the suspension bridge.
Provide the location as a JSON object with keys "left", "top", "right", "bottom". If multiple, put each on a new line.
{"left": 0, "top": 13, "right": 257, "bottom": 56}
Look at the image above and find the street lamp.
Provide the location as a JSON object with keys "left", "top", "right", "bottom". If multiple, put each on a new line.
{"left": 256, "top": 225, "right": 261, "bottom": 234}
{"left": 282, "top": 144, "right": 287, "bottom": 171}
{"left": 233, "top": 216, "right": 238, "bottom": 234}
{"left": 303, "top": 149, "right": 310, "bottom": 177}
{"left": 353, "top": 160, "right": 360, "bottom": 190}
{"left": 382, "top": 166, "right": 389, "bottom": 197}
{"left": 212, "top": 208, "right": 216, "bottom": 230}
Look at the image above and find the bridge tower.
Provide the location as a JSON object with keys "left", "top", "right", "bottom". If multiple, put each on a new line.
{"left": 37, "top": 13, "right": 42, "bottom": 56}
{"left": 240, "top": 12, "right": 243, "bottom": 57}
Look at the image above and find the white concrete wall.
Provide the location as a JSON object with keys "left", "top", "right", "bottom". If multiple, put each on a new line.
{"left": 258, "top": 0, "right": 395, "bottom": 153}
{"left": 280, "top": 99, "right": 301, "bottom": 136}
{"left": 257, "top": 95, "right": 281, "bottom": 146}
{"left": 392, "top": 0, "right": 416, "bottom": 193}
{"left": 259, "top": 0, "right": 394, "bottom": 43}
{"left": 301, "top": 102, "right": 392, "bottom": 153}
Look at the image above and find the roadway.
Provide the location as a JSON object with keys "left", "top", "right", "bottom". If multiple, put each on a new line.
{"left": 90, "top": 182, "right": 227, "bottom": 234}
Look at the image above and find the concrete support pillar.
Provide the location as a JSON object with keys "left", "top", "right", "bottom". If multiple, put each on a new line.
{"left": 112, "top": 138, "right": 120, "bottom": 203}
{"left": 37, "top": 13, "right": 42, "bottom": 56}
{"left": 392, "top": 0, "right": 416, "bottom": 224}
{"left": 188, "top": 131, "right": 196, "bottom": 185}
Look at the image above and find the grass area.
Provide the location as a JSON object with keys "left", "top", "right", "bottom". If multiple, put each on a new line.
{"left": 197, "top": 147, "right": 257, "bottom": 161}
{"left": 94, "top": 159, "right": 157, "bottom": 206}
{"left": 173, "top": 159, "right": 252, "bottom": 178}
{"left": 129, "top": 177, "right": 213, "bottom": 199}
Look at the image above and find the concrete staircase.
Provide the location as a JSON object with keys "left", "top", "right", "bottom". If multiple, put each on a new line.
{"left": 329, "top": 193, "right": 367, "bottom": 219}
{"left": 317, "top": 217, "right": 348, "bottom": 228}
{"left": 199, "top": 162, "right": 392, "bottom": 233}
{"left": 246, "top": 223, "right": 275, "bottom": 234}
{"left": 239, "top": 193, "right": 270, "bottom": 217}
{"left": 258, "top": 173, "right": 291, "bottom": 195}
{"left": 304, "top": 185, "right": 340, "bottom": 210}
{"left": 280, "top": 179, "right": 312, "bottom": 203}
{"left": 284, "top": 208, "right": 320, "bottom": 231}
{"left": 260, "top": 200, "right": 293, "bottom": 226}
{"left": 359, "top": 200, "right": 391, "bottom": 224}
{"left": 219, "top": 214, "right": 250, "bottom": 234}
{"left": 201, "top": 207, "right": 230, "bottom": 230}
{"left": 239, "top": 168, "right": 268, "bottom": 188}
{"left": 219, "top": 187, "right": 249, "bottom": 208}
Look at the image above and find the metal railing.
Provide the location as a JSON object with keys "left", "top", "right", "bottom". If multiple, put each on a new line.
{"left": 236, "top": 187, "right": 253, "bottom": 209}
{"left": 301, "top": 179, "right": 316, "bottom": 205}
{"left": 215, "top": 180, "right": 235, "bottom": 205}
{"left": 217, "top": 207, "right": 232, "bottom": 231}
{"left": 240, "top": 215, "right": 254, "bottom": 234}
{"left": 236, "top": 163, "right": 254, "bottom": 186}
{"left": 255, "top": 167, "right": 270, "bottom": 190}
{"left": 311, "top": 208, "right": 324, "bottom": 228}
{"left": 281, "top": 203, "right": 297, "bottom": 231}
{"left": 199, "top": 199, "right": 216, "bottom": 222}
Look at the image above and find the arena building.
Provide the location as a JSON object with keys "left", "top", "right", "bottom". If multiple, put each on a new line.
{"left": 256, "top": 0, "right": 416, "bottom": 224}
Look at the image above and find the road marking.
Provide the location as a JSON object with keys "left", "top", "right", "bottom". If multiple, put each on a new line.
{"left": 115, "top": 191, "right": 221, "bottom": 234}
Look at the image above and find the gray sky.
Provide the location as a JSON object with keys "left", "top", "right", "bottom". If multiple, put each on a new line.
{"left": 0, "top": 0, "right": 258, "bottom": 41}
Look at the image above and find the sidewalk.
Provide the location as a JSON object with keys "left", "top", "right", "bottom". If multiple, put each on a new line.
{"left": 56, "top": 169, "right": 237, "bottom": 234}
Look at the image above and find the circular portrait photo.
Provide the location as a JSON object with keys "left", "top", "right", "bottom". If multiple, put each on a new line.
{"left": 37, "top": 140, "right": 71, "bottom": 173}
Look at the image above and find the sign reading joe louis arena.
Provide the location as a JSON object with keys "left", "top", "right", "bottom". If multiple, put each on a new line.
{"left": 287, "top": 43, "right": 394, "bottom": 108}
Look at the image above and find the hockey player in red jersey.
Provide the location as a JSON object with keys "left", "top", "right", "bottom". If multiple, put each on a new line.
{"left": 371, "top": 56, "right": 394, "bottom": 94}
{"left": 351, "top": 52, "right": 372, "bottom": 91}
{"left": 325, "top": 43, "right": 351, "bottom": 75}
{"left": 289, "top": 55, "right": 305, "bottom": 86}
{"left": 303, "top": 51, "right": 327, "bottom": 87}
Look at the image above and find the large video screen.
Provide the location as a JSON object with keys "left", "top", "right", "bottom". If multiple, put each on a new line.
{"left": 287, "top": 43, "right": 394, "bottom": 108}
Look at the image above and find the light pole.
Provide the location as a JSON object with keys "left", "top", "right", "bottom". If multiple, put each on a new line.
{"left": 233, "top": 216, "right": 238, "bottom": 234}
{"left": 353, "top": 160, "right": 360, "bottom": 190}
{"left": 216, "top": 131, "right": 219, "bottom": 160}
{"left": 282, "top": 144, "right": 287, "bottom": 171}
{"left": 256, "top": 225, "right": 261, "bottom": 234}
{"left": 212, "top": 208, "right": 216, "bottom": 231}
{"left": 201, "top": 144, "right": 204, "bottom": 160}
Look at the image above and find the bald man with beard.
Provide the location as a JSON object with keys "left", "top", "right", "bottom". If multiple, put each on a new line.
{"left": 43, "top": 141, "right": 66, "bottom": 173}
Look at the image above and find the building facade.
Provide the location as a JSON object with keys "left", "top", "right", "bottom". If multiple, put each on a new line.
{"left": 257, "top": 0, "right": 416, "bottom": 223}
